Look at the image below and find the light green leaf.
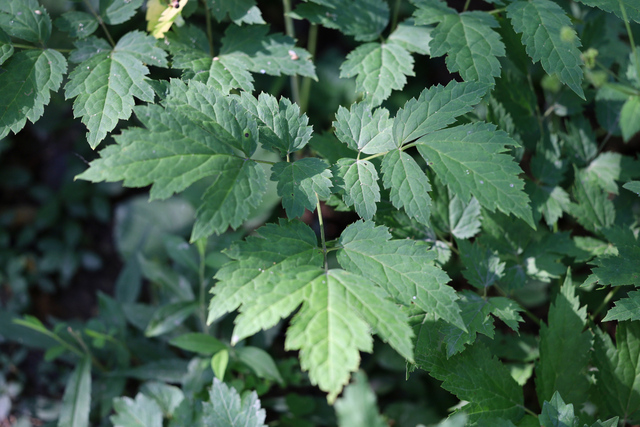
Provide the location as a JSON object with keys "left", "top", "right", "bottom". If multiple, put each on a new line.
{"left": 0, "top": 0, "right": 51, "bottom": 43}
{"left": 393, "top": 80, "right": 490, "bottom": 146}
{"left": 528, "top": 184, "right": 570, "bottom": 227}
{"left": 388, "top": 19, "right": 432, "bottom": 55}
{"left": 458, "top": 239, "right": 505, "bottom": 290}
{"left": 449, "top": 194, "right": 482, "bottom": 239}
{"left": 603, "top": 290, "right": 640, "bottom": 321}
{"left": 202, "top": 378, "right": 267, "bottom": 427}
{"left": 539, "top": 392, "right": 577, "bottom": 427}
{"left": 100, "top": 0, "right": 144, "bottom": 25}
{"left": 623, "top": 180, "right": 640, "bottom": 195}
{"left": 593, "top": 321, "right": 640, "bottom": 422}
{"left": 291, "top": 0, "right": 389, "bottom": 42}
{"left": 271, "top": 158, "right": 333, "bottom": 218}
{"left": 334, "top": 159, "right": 381, "bottom": 220}
{"left": 507, "top": 0, "right": 584, "bottom": 98}
{"left": 236, "top": 92, "right": 313, "bottom": 156}
{"left": 139, "top": 382, "right": 184, "bottom": 418}
{"left": 55, "top": 11, "right": 98, "bottom": 39}
{"left": 411, "top": 0, "right": 456, "bottom": 25}
{"left": 573, "top": 0, "right": 640, "bottom": 23}
{"left": 583, "top": 152, "right": 623, "bottom": 194}
{"left": 535, "top": 270, "right": 592, "bottom": 409}
{"left": 169, "top": 333, "right": 227, "bottom": 355}
{"left": 415, "top": 317, "right": 524, "bottom": 424}
{"left": 211, "top": 349, "right": 229, "bottom": 379}
{"left": 337, "top": 221, "right": 463, "bottom": 330}
{"left": 333, "top": 103, "right": 395, "bottom": 154}
{"left": 429, "top": 11, "right": 505, "bottom": 84}
{"left": 335, "top": 371, "right": 386, "bottom": 427}
{"left": 340, "top": 42, "right": 414, "bottom": 107}
{"left": 58, "top": 357, "right": 91, "bottom": 427}
{"left": 193, "top": 56, "right": 255, "bottom": 93}
{"left": 206, "top": 0, "right": 265, "bottom": 25}
{"left": 111, "top": 394, "right": 163, "bottom": 427}
{"left": 65, "top": 31, "right": 168, "bottom": 148}
{"left": 415, "top": 123, "right": 534, "bottom": 228}
{"left": 568, "top": 167, "right": 615, "bottom": 232}
{"left": 620, "top": 95, "right": 640, "bottom": 141}
{"left": 381, "top": 150, "right": 432, "bottom": 225}
{"left": 588, "top": 228, "right": 640, "bottom": 287}
{"left": 236, "top": 346, "right": 284, "bottom": 384}
{"left": 145, "top": 301, "right": 197, "bottom": 337}
{"left": 220, "top": 25, "right": 317, "bottom": 79}
{"left": 0, "top": 49, "right": 67, "bottom": 139}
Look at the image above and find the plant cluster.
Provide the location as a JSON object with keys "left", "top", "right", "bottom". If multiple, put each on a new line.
{"left": 1, "top": 0, "right": 640, "bottom": 426}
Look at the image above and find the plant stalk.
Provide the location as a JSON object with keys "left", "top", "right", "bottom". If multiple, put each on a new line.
{"left": 619, "top": 0, "right": 640, "bottom": 84}
{"left": 316, "top": 196, "right": 328, "bottom": 271}
{"left": 391, "top": 0, "right": 403, "bottom": 33}
{"left": 83, "top": 0, "right": 116, "bottom": 47}
{"left": 202, "top": 0, "right": 215, "bottom": 57}
{"left": 300, "top": 24, "right": 318, "bottom": 113}
{"left": 282, "top": 0, "right": 301, "bottom": 105}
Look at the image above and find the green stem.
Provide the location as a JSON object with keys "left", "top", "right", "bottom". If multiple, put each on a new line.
{"left": 282, "top": 0, "right": 301, "bottom": 105}
{"left": 67, "top": 327, "right": 107, "bottom": 372}
{"left": 300, "top": 24, "right": 318, "bottom": 113}
{"left": 488, "top": 7, "right": 506, "bottom": 15}
{"left": 619, "top": 0, "right": 640, "bottom": 84}
{"left": 12, "top": 43, "right": 72, "bottom": 52}
{"left": 463, "top": 0, "right": 472, "bottom": 12}
{"left": 202, "top": 0, "right": 215, "bottom": 57}
{"left": 591, "top": 287, "right": 621, "bottom": 320}
{"left": 83, "top": 0, "right": 115, "bottom": 47}
{"left": 391, "top": 0, "right": 403, "bottom": 32}
{"left": 361, "top": 151, "right": 390, "bottom": 162}
{"left": 495, "top": 285, "right": 542, "bottom": 326}
{"left": 197, "top": 238, "right": 208, "bottom": 332}
{"left": 316, "top": 196, "right": 328, "bottom": 271}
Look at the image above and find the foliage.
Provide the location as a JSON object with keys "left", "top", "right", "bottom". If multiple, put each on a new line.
{"left": 1, "top": 0, "right": 640, "bottom": 425}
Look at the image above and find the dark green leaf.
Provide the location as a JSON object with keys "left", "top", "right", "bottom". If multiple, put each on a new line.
{"left": 333, "top": 103, "right": 394, "bottom": 154}
{"left": 169, "top": 333, "right": 227, "bottom": 355}
{"left": 55, "top": 11, "right": 98, "bottom": 39}
{"left": 145, "top": 301, "right": 197, "bottom": 337}
{"left": 236, "top": 346, "right": 284, "bottom": 384}
{"left": 101, "top": 0, "right": 144, "bottom": 25}
{"left": 58, "top": 357, "right": 91, "bottom": 427}
{"left": 206, "top": 0, "right": 265, "bottom": 25}
{"left": 271, "top": 158, "right": 333, "bottom": 218}
{"left": 0, "top": 0, "right": 51, "bottom": 43}
{"left": 334, "top": 159, "right": 381, "bottom": 220}
{"left": 603, "top": 290, "right": 640, "bottom": 321}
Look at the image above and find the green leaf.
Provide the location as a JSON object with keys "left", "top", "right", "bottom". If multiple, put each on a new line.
{"left": 412, "top": 0, "right": 457, "bottom": 25}
{"left": 388, "top": 19, "right": 432, "bottom": 55}
{"left": 620, "top": 95, "right": 640, "bottom": 141}
{"left": 335, "top": 371, "right": 386, "bottom": 427}
{"left": 573, "top": 0, "right": 640, "bottom": 23}
{"left": 236, "top": 346, "right": 284, "bottom": 384}
{"left": 0, "top": 28, "right": 12, "bottom": 66}
{"left": 55, "top": 11, "right": 98, "bottom": 39}
{"left": 333, "top": 103, "right": 395, "bottom": 154}
{"left": 593, "top": 321, "right": 640, "bottom": 422}
{"left": 415, "top": 123, "right": 535, "bottom": 228}
{"left": 220, "top": 25, "right": 317, "bottom": 79}
{"left": 458, "top": 239, "right": 505, "bottom": 290}
{"left": 65, "top": 31, "right": 168, "bottom": 148}
{"left": 603, "top": 290, "right": 640, "bottom": 321}
{"left": 145, "top": 301, "right": 197, "bottom": 337}
{"left": 236, "top": 92, "right": 313, "bottom": 156}
{"left": 340, "top": 42, "right": 414, "bottom": 107}
{"left": 58, "top": 356, "right": 91, "bottom": 427}
{"left": 449, "top": 194, "right": 482, "bottom": 239}
{"left": 100, "top": 0, "right": 144, "bottom": 25}
{"left": 393, "top": 80, "right": 490, "bottom": 146}
{"left": 139, "top": 382, "right": 184, "bottom": 418}
{"left": 583, "top": 152, "right": 623, "bottom": 194}
{"left": 623, "top": 181, "right": 640, "bottom": 196}
{"left": 535, "top": 270, "right": 592, "bottom": 409}
{"left": 271, "top": 158, "right": 333, "bottom": 218}
{"left": 0, "top": 49, "right": 67, "bottom": 139}
{"left": 69, "top": 36, "right": 112, "bottom": 64}
{"left": 0, "top": 0, "right": 51, "bottom": 43}
{"left": 111, "top": 394, "right": 163, "bottom": 427}
{"left": 539, "top": 392, "right": 578, "bottom": 427}
{"left": 568, "top": 167, "right": 615, "bottom": 232}
{"left": 203, "top": 378, "right": 267, "bottom": 427}
{"left": 211, "top": 349, "right": 229, "bottom": 379}
{"left": 337, "top": 221, "right": 464, "bottom": 330}
{"left": 588, "top": 228, "right": 640, "bottom": 287}
{"left": 170, "top": 333, "right": 227, "bottom": 355}
{"left": 429, "top": 11, "right": 505, "bottom": 84}
{"left": 206, "top": 0, "right": 265, "bottom": 25}
{"left": 291, "top": 0, "right": 389, "bottom": 42}
{"left": 507, "top": 0, "right": 584, "bottom": 99}
{"left": 415, "top": 318, "right": 524, "bottom": 424}
{"left": 528, "top": 183, "right": 571, "bottom": 227}
{"left": 334, "top": 159, "right": 381, "bottom": 220}
{"left": 381, "top": 150, "right": 432, "bottom": 226}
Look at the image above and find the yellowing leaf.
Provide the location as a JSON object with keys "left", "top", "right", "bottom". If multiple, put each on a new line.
{"left": 146, "top": 0, "right": 187, "bottom": 39}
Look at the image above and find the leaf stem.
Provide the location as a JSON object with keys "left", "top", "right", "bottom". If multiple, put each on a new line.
{"left": 391, "top": 0, "right": 403, "bottom": 33}
{"left": 196, "top": 238, "right": 208, "bottom": 333}
{"left": 462, "top": 0, "right": 472, "bottom": 12}
{"left": 361, "top": 151, "right": 389, "bottom": 162}
{"left": 83, "top": 0, "right": 116, "bottom": 47}
{"left": 282, "top": 0, "right": 301, "bottom": 105}
{"left": 300, "top": 24, "right": 318, "bottom": 113}
{"left": 67, "top": 327, "right": 107, "bottom": 372}
{"left": 12, "top": 43, "right": 72, "bottom": 52}
{"left": 316, "top": 196, "right": 328, "bottom": 271}
{"left": 591, "top": 287, "right": 621, "bottom": 320}
{"left": 619, "top": 0, "right": 640, "bottom": 84}
{"left": 201, "top": 0, "right": 215, "bottom": 57}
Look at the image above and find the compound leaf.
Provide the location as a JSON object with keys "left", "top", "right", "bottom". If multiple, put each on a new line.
{"left": 334, "top": 159, "right": 381, "bottom": 220}
{"left": 430, "top": 11, "right": 505, "bottom": 84}
{"left": 603, "top": 290, "right": 640, "bottom": 321}
{"left": 535, "top": 271, "right": 592, "bottom": 409}
{"left": 0, "top": 0, "right": 51, "bottom": 43}
{"left": 381, "top": 150, "right": 432, "bottom": 225}
{"left": 393, "top": 80, "right": 490, "bottom": 146}
{"left": 337, "top": 221, "right": 464, "bottom": 330}
{"left": 65, "top": 31, "right": 168, "bottom": 148}
{"left": 202, "top": 378, "right": 267, "bottom": 427}
{"left": 333, "top": 103, "right": 394, "bottom": 154}
{"left": 111, "top": 393, "right": 162, "bottom": 427}
{"left": 271, "top": 158, "right": 333, "bottom": 217}
{"left": 415, "top": 123, "right": 534, "bottom": 228}
{"left": 507, "top": 0, "right": 584, "bottom": 99}
{"left": 0, "top": 49, "right": 67, "bottom": 139}
{"left": 340, "top": 42, "right": 414, "bottom": 107}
